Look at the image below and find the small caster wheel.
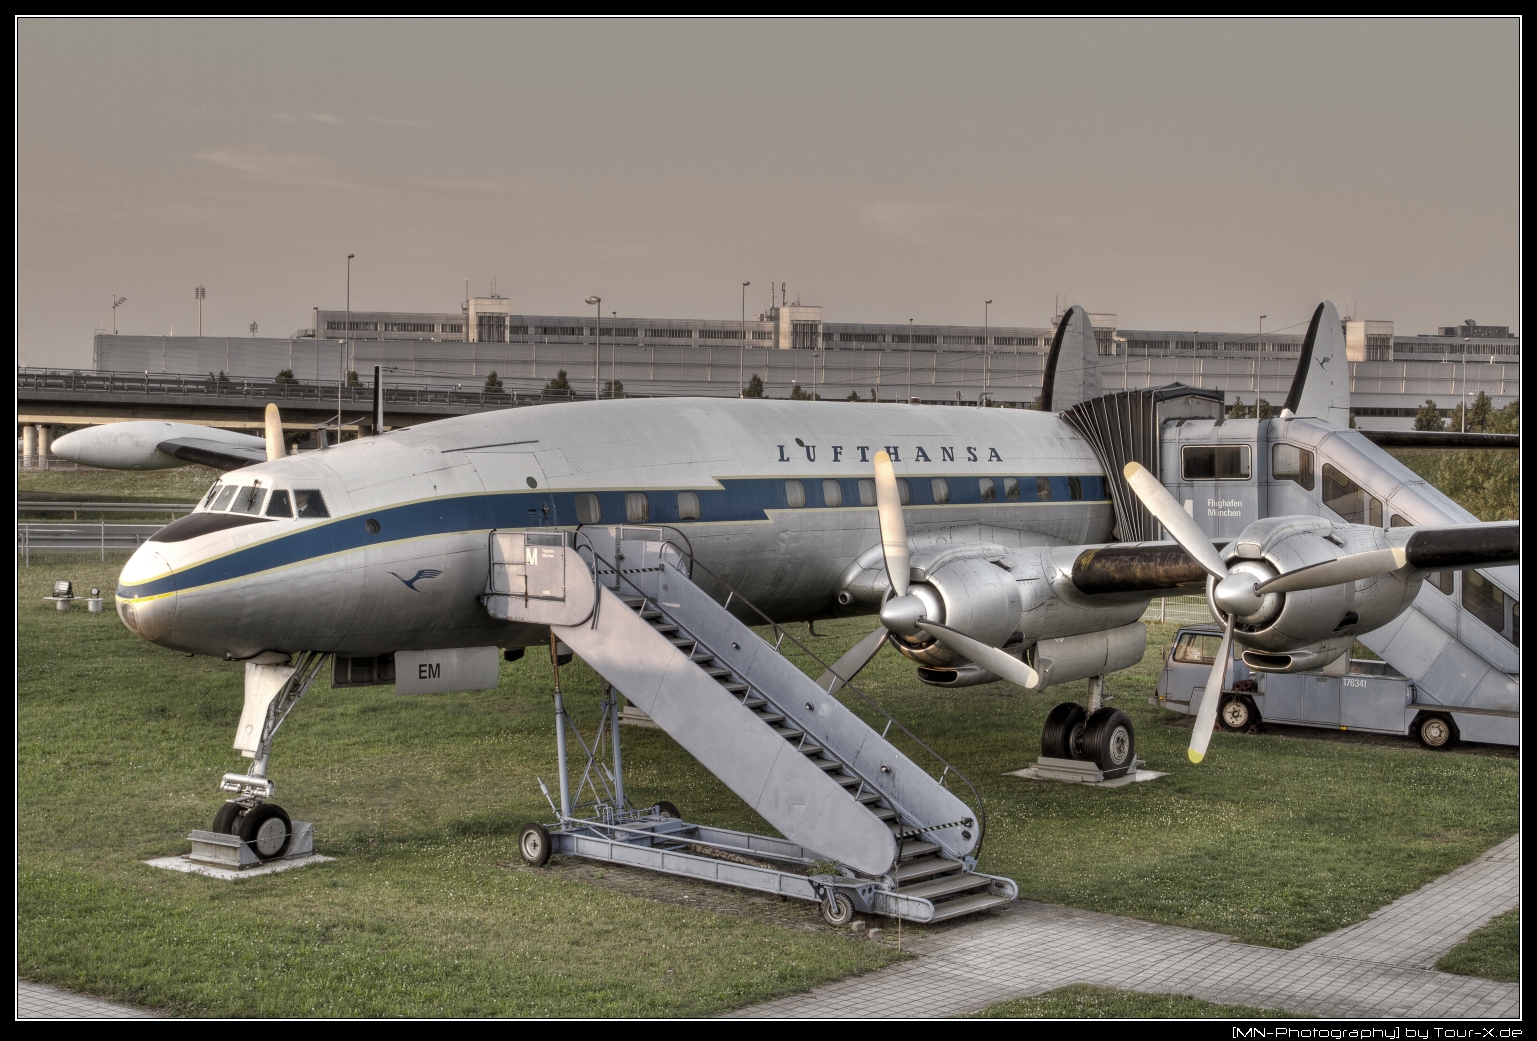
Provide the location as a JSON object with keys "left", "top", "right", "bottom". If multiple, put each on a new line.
{"left": 1416, "top": 713, "right": 1458, "bottom": 750}
{"left": 654, "top": 800, "right": 681, "bottom": 819}
{"left": 1042, "top": 702, "right": 1087, "bottom": 760}
{"left": 239, "top": 803, "right": 292, "bottom": 861}
{"left": 821, "top": 890, "right": 855, "bottom": 927}
{"left": 211, "top": 801, "right": 244, "bottom": 834}
{"left": 1083, "top": 708, "right": 1136, "bottom": 778}
{"left": 518, "top": 822, "right": 551, "bottom": 866}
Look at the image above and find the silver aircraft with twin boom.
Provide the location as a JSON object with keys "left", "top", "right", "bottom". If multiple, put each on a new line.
{"left": 83, "top": 302, "right": 1517, "bottom": 866}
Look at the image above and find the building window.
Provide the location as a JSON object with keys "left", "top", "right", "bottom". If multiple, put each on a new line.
{"left": 575, "top": 493, "right": 601, "bottom": 524}
{"left": 979, "top": 477, "right": 996, "bottom": 502}
{"left": 931, "top": 477, "right": 950, "bottom": 504}
{"left": 1322, "top": 464, "right": 1382, "bottom": 526}
{"left": 858, "top": 479, "right": 876, "bottom": 507}
{"left": 384, "top": 322, "right": 436, "bottom": 333}
{"left": 790, "top": 321, "right": 820, "bottom": 350}
{"left": 441, "top": 323, "right": 463, "bottom": 334}
{"left": 606, "top": 328, "right": 637, "bottom": 338}
{"left": 913, "top": 335, "right": 937, "bottom": 344}
{"left": 625, "top": 492, "right": 649, "bottom": 523}
{"left": 822, "top": 479, "right": 843, "bottom": 507}
{"left": 1272, "top": 444, "right": 1315, "bottom": 491}
{"left": 677, "top": 491, "right": 700, "bottom": 521}
{"left": 646, "top": 328, "right": 693, "bottom": 339}
{"left": 784, "top": 480, "right": 806, "bottom": 508}
{"left": 699, "top": 330, "right": 741, "bottom": 340}
{"left": 509, "top": 325, "right": 529, "bottom": 335}
{"left": 1183, "top": 445, "right": 1251, "bottom": 481}
{"left": 751, "top": 331, "right": 773, "bottom": 340}
{"left": 538, "top": 326, "right": 583, "bottom": 336}
{"left": 838, "top": 332, "right": 884, "bottom": 343}
{"left": 1462, "top": 571, "right": 1510, "bottom": 640}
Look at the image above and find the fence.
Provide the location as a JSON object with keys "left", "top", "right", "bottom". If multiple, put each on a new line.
{"left": 1142, "top": 595, "right": 1215, "bottom": 626}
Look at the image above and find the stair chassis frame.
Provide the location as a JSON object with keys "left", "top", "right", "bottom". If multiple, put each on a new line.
{"left": 520, "top": 533, "right": 1017, "bottom": 924}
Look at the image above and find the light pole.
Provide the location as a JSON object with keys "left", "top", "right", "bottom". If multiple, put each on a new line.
{"left": 111, "top": 296, "right": 126, "bottom": 335}
{"left": 983, "top": 299, "right": 993, "bottom": 404}
{"left": 250, "top": 321, "right": 258, "bottom": 337}
{"left": 907, "top": 318, "right": 914, "bottom": 403}
{"left": 611, "top": 311, "right": 618, "bottom": 393}
{"left": 195, "top": 285, "right": 205, "bottom": 336}
{"left": 342, "top": 253, "right": 354, "bottom": 442}
{"left": 585, "top": 296, "right": 602, "bottom": 398}
{"left": 739, "top": 282, "right": 751, "bottom": 395}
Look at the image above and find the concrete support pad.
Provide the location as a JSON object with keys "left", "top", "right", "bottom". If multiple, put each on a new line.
{"left": 145, "top": 852, "right": 333, "bottom": 880}
{"left": 1006, "top": 762, "right": 1166, "bottom": 787}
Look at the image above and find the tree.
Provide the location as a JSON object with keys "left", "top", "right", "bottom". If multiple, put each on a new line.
{"left": 1486, "top": 399, "right": 1520, "bottom": 434}
{"left": 1228, "top": 396, "right": 1249, "bottom": 419}
{"left": 602, "top": 379, "right": 625, "bottom": 398}
{"left": 789, "top": 384, "right": 819, "bottom": 401}
{"left": 1255, "top": 398, "right": 1274, "bottom": 420}
{"left": 208, "top": 370, "right": 230, "bottom": 386}
{"left": 543, "top": 369, "right": 571, "bottom": 394}
{"left": 484, "top": 370, "right": 504, "bottom": 392}
{"left": 742, "top": 374, "right": 764, "bottom": 398}
{"left": 1414, "top": 399, "right": 1445, "bottom": 431}
{"left": 844, "top": 390, "right": 862, "bottom": 402}
{"left": 275, "top": 369, "right": 297, "bottom": 385}
{"left": 346, "top": 370, "right": 361, "bottom": 386}
{"left": 1468, "top": 390, "right": 1493, "bottom": 433}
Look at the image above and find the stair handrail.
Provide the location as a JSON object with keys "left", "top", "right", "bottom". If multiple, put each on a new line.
{"left": 611, "top": 529, "right": 989, "bottom": 858}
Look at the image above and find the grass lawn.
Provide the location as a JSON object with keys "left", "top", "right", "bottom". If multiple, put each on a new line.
{"left": 16, "top": 462, "right": 1519, "bottom": 1014}
{"left": 19, "top": 465, "right": 222, "bottom": 503}
{"left": 1436, "top": 911, "right": 1519, "bottom": 982}
{"left": 972, "top": 983, "right": 1297, "bottom": 1018}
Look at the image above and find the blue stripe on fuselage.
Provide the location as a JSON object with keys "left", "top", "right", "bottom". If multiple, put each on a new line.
{"left": 116, "top": 474, "right": 1107, "bottom": 599}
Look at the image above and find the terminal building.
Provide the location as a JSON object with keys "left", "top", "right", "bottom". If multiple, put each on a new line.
{"left": 83, "top": 297, "right": 1518, "bottom": 430}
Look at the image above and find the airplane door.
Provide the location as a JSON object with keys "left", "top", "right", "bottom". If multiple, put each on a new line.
{"left": 461, "top": 451, "right": 557, "bottom": 527}
{"left": 1301, "top": 675, "right": 1341, "bottom": 726}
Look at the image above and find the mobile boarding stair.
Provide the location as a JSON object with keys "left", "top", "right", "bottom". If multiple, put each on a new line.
{"left": 484, "top": 528, "right": 1017, "bottom": 925}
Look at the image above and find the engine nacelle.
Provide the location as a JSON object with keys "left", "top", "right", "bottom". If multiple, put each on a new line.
{"left": 1028, "top": 622, "right": 1147, "bottom": 689}
{"left": 1241, "top": 636, "right": 1353, "bottom": 674}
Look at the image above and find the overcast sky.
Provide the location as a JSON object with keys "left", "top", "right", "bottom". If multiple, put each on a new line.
{"left": 16, "top": 18, "right": 1520, "bottom": 368}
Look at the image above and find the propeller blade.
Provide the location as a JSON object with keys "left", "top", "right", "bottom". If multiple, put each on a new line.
{"left": 873, "top": 450, "right": 910, "bottom": 597}
{"left": 817, "top": 626, "right": 890, "bottom": 694}
{"left": 915, "top": 620, "right": 1040, "bottom": 690}
{"left": 1188, "top": 616, "right": 1234, "bottom": 764}
{"left": 1255, "top": 548, "right": 1408, "bottom": 595}
{"left": 1122, "top": 462, "right": 1230, "bottom": 580}
{"left": 264, "top": 403, "right": 284, "bottom": 462}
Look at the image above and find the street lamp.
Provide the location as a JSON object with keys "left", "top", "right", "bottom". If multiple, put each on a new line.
{"left": 739, "top": 282, "right": 751, "bottom": 396}
{"left": 983, "top": 300, "right": 993, "bottom": 404}
{"left": 342, "top": 254, "right": 354, "bottom": 443}
{"left": 250, "top": 321, "right": 258, "bottom": 337}
{"left": 906, "top": 318, "right": 914, "bottom": 403}
{"left": 585, "top": 296, "right": 601, "bottom": 398}
{"left": 111, "top": 296, "right": 126, "bottom": 335}
{"left": 195, "top": 285, "right": 205, "bottom": 336}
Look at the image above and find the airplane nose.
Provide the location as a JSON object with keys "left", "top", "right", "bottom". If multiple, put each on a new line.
{"left": 117, "top": 544, "right": 177, "bottom": 644}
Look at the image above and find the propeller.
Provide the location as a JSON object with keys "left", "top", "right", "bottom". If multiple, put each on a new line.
{"left": 871, "top": 451, "right": 1040, "bottom": 689}
{"left": 264, "top": 403, "right": 284, "bottom": 462}
{"left": 817, "top": 626, "right": 890, "bottom": 694}
{"left": 1121, "top": 462, "right": 1410, "bottom": 764}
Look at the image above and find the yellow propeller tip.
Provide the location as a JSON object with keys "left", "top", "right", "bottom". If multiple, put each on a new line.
{"left": 1122, "top": 462, "right": 1143, "bottom": 478}
{"left": 1187, "top": 750, "right": 1205, "bottom": 764}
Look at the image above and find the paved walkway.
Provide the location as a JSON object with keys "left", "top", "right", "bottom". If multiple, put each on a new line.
{"left": 730, "top": 835, "right": 1521, "bottom": 1019}
{"left": 16, "top": 980, "right": 164, "bottom": 1019}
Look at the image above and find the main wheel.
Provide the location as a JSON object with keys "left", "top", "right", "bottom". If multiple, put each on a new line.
{"left": 1041, "top": 702, "right": 1088, "bottom": 760}
{"left": 518, "top": 822, "right": 552, "bottom": 866}
{"left": 211, "top": 801, "right": 244, "bottom": 834}
{"left": 1082, "top": 708, "right": 1136, "bottom": 778}
{"left": 1416, "top": 713, "right": 1458, "bottom": 750}
{"left": 821, "top": 891, "right": 856, "bottom": 927}
{"left": 1219, "top": 694, "right": 1259, "bottom": 732}
{"left": 238, "top": 803, "right": 292, "bottom": 861}
{"left": 654, "top": 800, "right": 681, "bottom": 819}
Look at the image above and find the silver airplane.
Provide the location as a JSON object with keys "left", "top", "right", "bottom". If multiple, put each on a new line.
{"left": 105, "top": 303, "right": 1517, "bottom": 862}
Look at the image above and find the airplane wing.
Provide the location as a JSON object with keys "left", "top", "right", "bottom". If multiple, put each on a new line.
{"left": 157, "top": 437, "right": 268, "bottom": 471}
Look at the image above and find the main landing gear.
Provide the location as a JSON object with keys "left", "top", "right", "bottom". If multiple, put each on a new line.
{"left": 211, "top": 652, "right": 328, "bottom": 861}
{"left": 1039, "top": 676, "right": 1137, "bottom": 779}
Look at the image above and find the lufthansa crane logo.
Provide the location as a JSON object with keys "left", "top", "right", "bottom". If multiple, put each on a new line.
{"left": 389, "top": 569, "right": 443, "bottom": 592}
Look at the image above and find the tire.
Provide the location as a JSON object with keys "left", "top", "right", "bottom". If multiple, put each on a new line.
{"left": 1416, "top": 713, "right": 1459, "bottom": 750}
{"left": 211, "top": 801, "right": 244, "bottom": 834}
{"left": 1041, "top": 702, "right": 1088, "bottom": 760}
{"left": 238, "top": 803, "right": 292, "bottom": 861}
{"left": 654, "top": 800, "right": 681, "bottom": 819}
{"left": 821, "top": 890, "right": 856, "bottom": 927}
{"left": 1219, "top": 694, "right": 1256, "bottom": 732}
{"left": 518, "top": 822, "right": 552, "bottom": 866}
{"left": 1082, "top": 708, "right": 1136, "bottom": 778}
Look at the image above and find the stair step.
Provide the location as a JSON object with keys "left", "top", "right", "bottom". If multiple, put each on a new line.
{"left": 757, "top": 712, "right": 785, "bottom": 725}
{"left": 927, "top": 891, "right": 1013, "bottom": 922}
{"left": 896, "top": 871, "right": 995, "bottom": 901}
{"left": 724, "top": 683, "right": 751, "bottom": 694}
{"left": 794, "top": 740, "right": 825, "bottom": 755}
{"left": 899, "top": 839, "right": 942, "bottom": 859}
{"left": 809, "top": 758, "right": 846, "bottom": 773}
{"left": 740, "top": 694, "right": 764, "bottom": 705}
{"left": 772, "top": 725, "right": 804, "bottom": 739}
{"left": 893, "top": 855, "right": 964, "bottom": 883}
{"left": 700, "top": 666, "right": 730, "bottom": 678}
{"left": 836, "top": 775, "right": 862, "bottom": 789}
{"left": 871, "top": 807, "right": 898, "bottom": 821}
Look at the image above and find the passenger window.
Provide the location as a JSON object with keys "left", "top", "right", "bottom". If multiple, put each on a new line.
{"left": 979, "top": 477, "right": 996, "bottom": 502}
{"left": 201, "top": 483, "right": 222, "bottom": 509}
{"left": 1183, "top": 445, "right": 1252, "bottom": 481}
{"left": 1463, "top": 571, "right": 1511, "bottom": 640}
{"left": 293, "top": 489, "right": 330, "bottom": 519}
{"left": 896, "top": 479, "right": 911, "bottom": 505}
{"left": 625, "top": 492, "right": 650, "bottom": 523}
{"left": 858, "top": 479, "right": 876, "bottom": 507}
{"left": 1035, "top": 477, "right": 1051, "bottom": 501}
{"left": 1272, "top": 444, "right": 1315, "bottom": 491}
{"left": 1004, "top": 477, "right": 1020, "bottom": 502}
{"left": 931, "top": 477, "right": 950, "bottom": 504}
{"left": 229, "top": 485, "right": 267, "bottom": 515}
{"left": 784, "top": 480, "right": 806, "bottom": 508}
{"left": 821, "top": 480, "right": 843, "bottom": 508}
{"left": 575, "top": 492, "right": 601, "bottom": 524}
{"left": 1068, "top": 476, "right": 1083, "bottom": 500}
{"left": 677, "top": 491, "right": 701, "bottom": 521}
{"left": 1322, "top": 465, "right": 1382, "bottom": 526}
{"left": 211, "top": 485, "right": 239, "bottom": 511}
{"left": 266, "top": 490, "right": 293, "bottom": 518}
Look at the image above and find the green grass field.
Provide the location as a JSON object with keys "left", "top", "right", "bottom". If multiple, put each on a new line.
{"left": 1436, "top": 911, "right": 1519, "bottom": 982}
{"left": 17, "top": 549, "right": 1518, "bottom": 1015}
{"left": 973, "top": 983, "right": 1297, "bottom": 1018}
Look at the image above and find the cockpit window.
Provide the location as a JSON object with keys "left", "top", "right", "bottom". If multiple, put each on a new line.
{"left": 229, "top": 485, "right": 267, "bottom": 515}
{"left": 210, "top": 485, "right": 239, "bottom": 512}
{"left": 201, "top": 483, "right": 222, "bottom": 509}
{"left": 294, "top": 489, "right": 330, "bottom": 518}
{"left": 266, "top": 489, "right": 294, "bottom": 518}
